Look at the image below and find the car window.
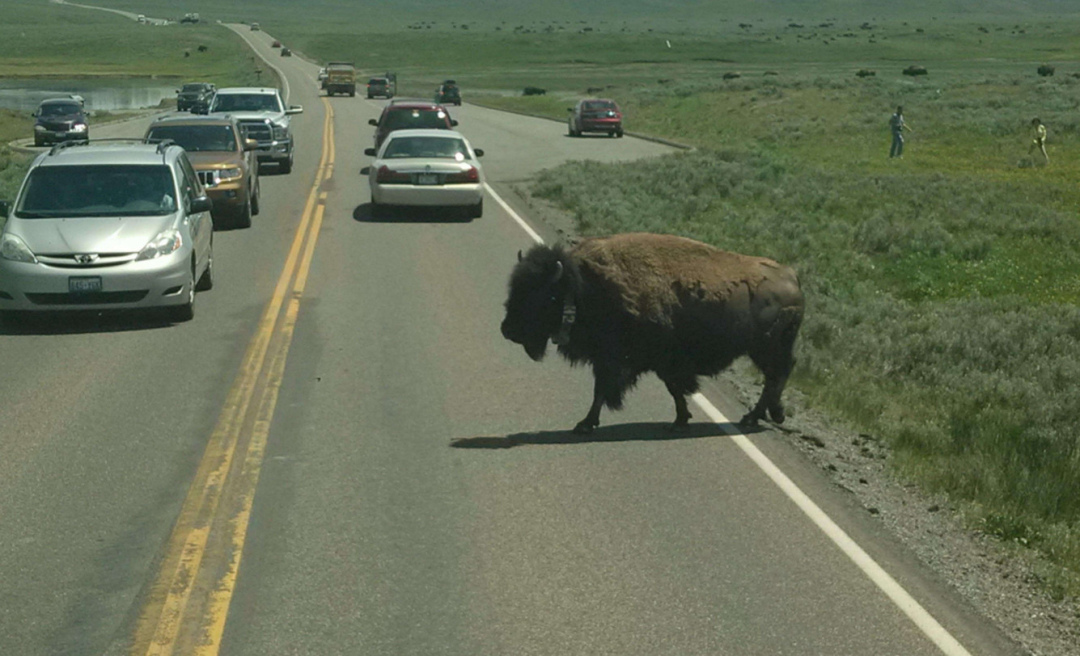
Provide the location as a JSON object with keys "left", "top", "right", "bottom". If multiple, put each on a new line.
{"left": 16, "top": 165, "right": 177, "bottom": 218}
{"left": 38, "top": 103, "right": 81, "bottom": 117}
{"left": 181, "top": 84, "right": 205, "bottom": 92}
{"left": 383, "top": 109, "right": 450, "bottom": 131}
{"left": 582, "top": 101, "right": 617, "bottom": 111}
{"left": 210, "top": 93, "right": 282, "bottom": 113}
{"left": 147, "top": 125, "right": 238, "bottom": 152}
{"left": 383, "top": 136, "right": 471, "bottom": 160}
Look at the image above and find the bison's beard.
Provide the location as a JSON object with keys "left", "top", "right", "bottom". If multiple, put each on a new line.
{"left": 522, "top": 336, "right": 549, "bottom": 361}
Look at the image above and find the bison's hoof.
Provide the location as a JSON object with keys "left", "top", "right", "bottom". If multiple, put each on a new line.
{"left": 768, "top": 406, "right": 786, "bottom": 424}
{"left": 738, "top": 412, "right": 761, "bottom": 428}
{"left": 573, "top": 420, "right": 597, "bottom": 435}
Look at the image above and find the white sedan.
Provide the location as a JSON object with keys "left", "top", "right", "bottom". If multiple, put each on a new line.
{"left": 364, "top": 129, "right": 485, "bottom": 219}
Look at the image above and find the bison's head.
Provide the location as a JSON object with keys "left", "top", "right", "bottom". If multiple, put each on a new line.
{"left": 501, "top": 244, "right": 580, "bottom": 361}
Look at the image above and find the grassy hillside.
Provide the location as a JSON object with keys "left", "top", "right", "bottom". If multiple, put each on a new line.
{"left": 66, "top": 0, "right": 1080, "bottom": 24}
{"left": 0, "top": 0, "right": 263, "bottom": 80}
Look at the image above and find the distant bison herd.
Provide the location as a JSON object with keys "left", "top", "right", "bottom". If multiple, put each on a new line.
{"left": 502, "top": 234, "right": 804, "bottom": 433}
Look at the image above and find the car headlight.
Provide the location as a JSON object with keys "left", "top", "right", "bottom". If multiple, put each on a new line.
{"left": 272, "top": 124, "right": 288, "bottom": 140}
{"left": 217, "top": 167, "right": 243, "bottom": 181}
{"left": 135, "top": 230, "right": 183, "bottom": 261}
{"left": 71, "top": 123, "right": 88, "bottom": 132}
{"left": 0, "top": 233, "right": 38, "bottom": 264}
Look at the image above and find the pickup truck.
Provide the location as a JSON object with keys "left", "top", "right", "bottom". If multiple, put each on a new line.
{"left": 325, "top": 62, "right": 356, "bottom": 97}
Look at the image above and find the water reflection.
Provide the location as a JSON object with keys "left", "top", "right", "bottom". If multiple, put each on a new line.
{"left": 0, "top": 79, "right": 181, "bottom": 112}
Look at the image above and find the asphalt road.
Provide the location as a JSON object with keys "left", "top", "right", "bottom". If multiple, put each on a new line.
{"left": 0, "top": 24, "right": 1022, "bottom": 656}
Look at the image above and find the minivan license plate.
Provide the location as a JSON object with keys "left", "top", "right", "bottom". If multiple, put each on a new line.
{"left": 69, "top": 277, "right": 102, "bottom": 294}
{"left": 416, "top": 173, "right": 439, "bottom": 185}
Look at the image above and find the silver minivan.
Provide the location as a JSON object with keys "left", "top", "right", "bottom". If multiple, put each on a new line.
{"left": 0, "top": 141, "right": 214, "bottom": 321}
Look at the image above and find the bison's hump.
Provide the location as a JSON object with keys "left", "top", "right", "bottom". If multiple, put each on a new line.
{"left": 572, "top": 233, "right": 793, "bottom": 321}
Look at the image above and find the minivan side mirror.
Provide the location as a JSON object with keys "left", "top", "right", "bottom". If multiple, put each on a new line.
{"left": 473, "top": 148, "right": 484, "bottom": 157}
{"left": 363, "top": 148, "right": 376, "bottom": 157}
{"left": 190, "top": 196, "right": 214, "bottom": 214}
{"left": 450, "top": 119, "right": 459, "bottom": 127}
{"left": 243, "top": 138, "right": 260, "bottom": 151}
{"left": 286, "top": 105, "right": 304, "bottom": 114}
{"left": 0, "top": 200, "right": 10, "bottom": 217}
{"left": 368, "top": 119, "right": 378, "bottom": 126}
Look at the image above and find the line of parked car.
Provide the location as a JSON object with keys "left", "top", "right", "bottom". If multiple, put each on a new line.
{"left": 0, "top": 86, "right": 302, "bottom": 322}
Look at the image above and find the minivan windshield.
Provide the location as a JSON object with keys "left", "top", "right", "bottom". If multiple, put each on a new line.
{"left": 181, "top": 84, "right": 207, "bottom": 92}
{"left": 210, "top": 93, "right": 281, "bottom": 113}
{"left": 38, "top": 103, "right": 82, "bottom": 117}
{"left": 147, "top": 125, "right": 237, "bottom": 152}
{"left": 16, "top": 165, "right": 177, "bottom": 218}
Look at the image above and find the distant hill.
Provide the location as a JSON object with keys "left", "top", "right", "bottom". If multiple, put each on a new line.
{"left": 79, "top": 0, "right": 1080, "bottom": 26}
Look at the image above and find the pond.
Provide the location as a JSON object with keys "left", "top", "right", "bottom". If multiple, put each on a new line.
{"left": 0, "top": 78, "right": 181, "bottom": 113}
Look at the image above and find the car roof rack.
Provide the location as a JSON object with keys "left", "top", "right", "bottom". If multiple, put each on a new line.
{"left": 47, "top": 137, "right": 178, "bottom": 158}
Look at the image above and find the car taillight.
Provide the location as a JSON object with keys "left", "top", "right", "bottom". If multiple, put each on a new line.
{"left": 376, "top": 166, "right": 411, "bottom": 183}
{"left": 444, "top": 167, "right": 479, "bottom": 184}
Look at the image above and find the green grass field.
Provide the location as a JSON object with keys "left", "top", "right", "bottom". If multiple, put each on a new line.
{"left": 5, "top": 0, "right": 1080, "bottom": 598}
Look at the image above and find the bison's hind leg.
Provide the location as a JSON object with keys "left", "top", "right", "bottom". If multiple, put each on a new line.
{"left": 659, "top": 371, "right": 699, "bottom": 431}
{"left": 743, "top": 321, "right": 799, "bottom": 427}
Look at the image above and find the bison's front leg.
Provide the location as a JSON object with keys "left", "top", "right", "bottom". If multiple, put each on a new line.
{"left": 660, "top": 374, "right": 696, "bottom": 431}
{"left": 573, "top": 376, "right": 607, "bottom": 434}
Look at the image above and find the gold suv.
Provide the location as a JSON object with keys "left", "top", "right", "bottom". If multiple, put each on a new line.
{"left": 145, "top": 116, "right": 261, "bottom": 229}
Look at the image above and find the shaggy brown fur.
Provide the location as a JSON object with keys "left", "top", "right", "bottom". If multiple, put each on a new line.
{"left": 573, "top": 233, "right": 775, "bottom": 322}
{"left": 502, "top": 233, "right": 805, "bottom": 433}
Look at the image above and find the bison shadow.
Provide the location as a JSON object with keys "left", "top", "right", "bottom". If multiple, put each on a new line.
{"left": 0, "top": 309, "right": 177, "bottom": 336}
{"left": 352, "top": 203, "right": 472, "bottom": 224}
{"left": 451, "top": 420, "right": 757, "bottom": 449}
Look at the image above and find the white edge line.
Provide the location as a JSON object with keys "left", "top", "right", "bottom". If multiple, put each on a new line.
{"left": 690, "top": 393, "right": 973, "bottom": 656}
{"left": 484, "top": 183, "right": 543, "bottom": 245}
{"left": 500, "top": 189, "right": 972, "bottom": 655}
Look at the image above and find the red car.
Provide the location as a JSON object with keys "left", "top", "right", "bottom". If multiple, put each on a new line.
{"left": 568, "top": 98, "right": 623, "bottom": 138}
{"left": 368, "top": 101, "right": 458, "bottom": 149}
{"left": 271, "top": 40, "right": 281, "bottom": 48}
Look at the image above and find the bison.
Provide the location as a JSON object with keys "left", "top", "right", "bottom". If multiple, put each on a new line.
{"left": 501, "top": 233, "right": 804, "bottom": 434}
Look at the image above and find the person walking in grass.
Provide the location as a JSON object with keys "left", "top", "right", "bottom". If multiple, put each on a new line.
{"left": 1029, "top": 117, "right": 1049, "bottom": 165}
{"left": 889, "top": 106, "right": 910, "bottom": 158}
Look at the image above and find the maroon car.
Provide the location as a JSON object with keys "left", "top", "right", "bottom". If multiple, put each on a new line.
{"left": 568, "top": 99, "right": 623, "bottom": 138}
{"left": 368, "top": 101, "right": 458, "bottom": 149}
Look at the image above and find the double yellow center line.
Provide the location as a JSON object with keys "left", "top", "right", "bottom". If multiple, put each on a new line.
{"left": 131, "top": 98, "right": 335, "bottom": 656}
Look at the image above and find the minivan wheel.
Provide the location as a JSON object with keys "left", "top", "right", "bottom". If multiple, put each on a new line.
{"left": 195, "top": 245, "right": 214, "bottom": 291}
{"left": 168, "top": 266, "right": 196, "bottom": 322}
{"left": 280, "top": 155, "right": 293, "bottom": 174}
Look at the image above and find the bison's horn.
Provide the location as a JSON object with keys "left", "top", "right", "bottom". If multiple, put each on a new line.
{"left": 552, "top": 260, "right": 563, "bottom": 283}
{"left": 518, "top": 250, "right": 523, "bottom": 262}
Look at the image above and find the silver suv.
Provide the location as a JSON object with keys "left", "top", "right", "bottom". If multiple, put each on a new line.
{"left": 0, "top": 141, "right": 214, "bottom": 322}
{"left": 207, "top": 87, "right": 303, "bottom": 173}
